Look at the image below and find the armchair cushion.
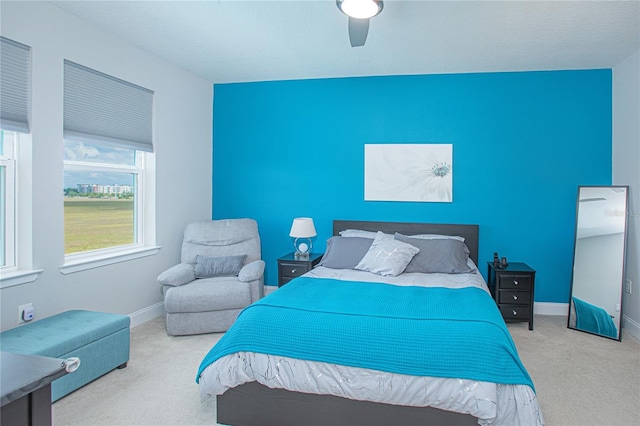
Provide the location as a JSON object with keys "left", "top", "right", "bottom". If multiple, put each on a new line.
{"left": 181, "top": 219, "right": 261, "bottom": 265}
{"left": 238, "top": 260, "right": 266, "bottom": 283}
{"left": 157, "top": 263, "right": 195, "bottom": 287}
{"left": 164, "top": 278, "right": 251, "bottom": 312}
{"left": 184, "top": 220, "right": 257, "bottom": 246}
{"left": 194, "top": 254, "right": 247, "bottom": 278}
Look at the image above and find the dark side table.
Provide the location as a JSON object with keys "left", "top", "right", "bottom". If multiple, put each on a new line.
{"left": 1, "top": 351, "right": 69, "bottom": 425}
{"left": 487, "top": 262, "right": 536, "bottom": 330}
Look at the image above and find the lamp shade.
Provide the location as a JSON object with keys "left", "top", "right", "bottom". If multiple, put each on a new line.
{"left": 289, "top": 218, "right": 317, "bottom": 238}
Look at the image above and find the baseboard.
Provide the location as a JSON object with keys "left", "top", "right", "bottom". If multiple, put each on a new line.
{"left": 129, "top": 302, "right": 164, "bottom": 328}
{"left": 534, "top": 302, "right": 568, "bottom": 316}
{"left": 622, "top": 315, "right": 640, "bottom": 341}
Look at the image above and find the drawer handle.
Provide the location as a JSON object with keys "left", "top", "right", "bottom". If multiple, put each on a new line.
{"left": 512, "top": 294, "right": 518, "bottom": 301}
{"left": 291, "top": 268, "right": 297, "bottom": 274}
{"left": 513, "top": 280, "right": 519, "bottom": 286}
{"left": 512, "top": 310, "right": 517, "bottom": 316}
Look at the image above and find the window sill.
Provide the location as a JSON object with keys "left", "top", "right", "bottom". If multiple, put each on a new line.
{"left": 60, "top": 246, "right": 161, "bottom": 275}
{"left": 0, "top": 269, "right": 44, "bottom": 289}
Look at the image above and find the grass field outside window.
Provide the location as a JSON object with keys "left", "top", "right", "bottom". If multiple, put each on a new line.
{"left": 64, "top": 198, "right": 135, "bottom": 254}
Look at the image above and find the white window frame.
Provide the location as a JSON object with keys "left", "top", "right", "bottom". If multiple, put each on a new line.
{"left": 60, "top": 145, "right": 158, "bottom": 274}
{"left": 0, "top": 131, "right": 41, "bottom": 288}
{"left": 1, "top": 131, "right": 17, "bottom": 269}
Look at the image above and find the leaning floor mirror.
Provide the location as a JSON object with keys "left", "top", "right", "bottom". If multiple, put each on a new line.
{"left": 568, "top": 186, "right": 629, "bottom": 341}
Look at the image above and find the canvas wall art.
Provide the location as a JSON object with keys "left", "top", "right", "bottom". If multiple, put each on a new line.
{"left": 364, "top": 144, "right": 453, "bottom": 202}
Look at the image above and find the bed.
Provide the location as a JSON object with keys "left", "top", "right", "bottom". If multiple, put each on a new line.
{"left": 197, "top": 220, "right": 544, "bottom": 425}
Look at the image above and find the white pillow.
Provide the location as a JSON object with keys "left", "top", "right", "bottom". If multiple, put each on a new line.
{"left": 355, "top": 232, "right": 420, "bottom": 276}
{"left": 339, "top": 229, "right": 392, "bottom": 240}
{"left": 341, "top": 229, "right": 464, "bottom": 243}
{"left": 409, "top": 233, "right": 465, "bottom": 242}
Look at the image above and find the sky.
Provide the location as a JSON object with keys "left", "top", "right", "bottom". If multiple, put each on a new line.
{"left": 64, "top": 141, "right": 136, "bottom": 188}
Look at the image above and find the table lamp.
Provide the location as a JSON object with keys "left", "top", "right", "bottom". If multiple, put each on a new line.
{"left": 289, "top": 217, "right": 317, "bottom": 258}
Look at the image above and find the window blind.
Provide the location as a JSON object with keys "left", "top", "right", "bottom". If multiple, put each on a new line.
{"left": 64, "top": 60, "right": 154, "bottom": 152}
{"left": 0, "top": 37, "right": 31, "bottom": 133}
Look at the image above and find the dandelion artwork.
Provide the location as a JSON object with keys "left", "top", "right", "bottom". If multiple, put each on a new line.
{"left": 364, "top": 144, "right": 453, "bottom": 202}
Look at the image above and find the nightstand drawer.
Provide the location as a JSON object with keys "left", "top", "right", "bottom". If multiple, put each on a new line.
{"left": 499, "top": 305, "right": 531, "bottom": 321}
{"left": 498, "top": 274, "right": 532, "bottom": 290}
{"left": 279, "top": 262, "right": 309, "bottom": 278}
{"left": 499, "top": 290, "right": 531, "bottom": 305}
{"left": 279, "top": 276, "right": 295, "bottom": 286}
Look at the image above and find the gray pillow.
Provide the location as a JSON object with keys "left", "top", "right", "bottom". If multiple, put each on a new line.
{"left": 194, "top": 254, "right": 247, "bottom": 278}
{"left": 318, "top": 236, "right": 373, "bottom": 269}
{"left": 394, "top": 233, "right": 473, "bottom": 274}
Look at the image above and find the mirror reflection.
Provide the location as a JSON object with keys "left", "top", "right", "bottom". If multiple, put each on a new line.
{"left": 568, "top": 186, "right": 628, "bottom": 340}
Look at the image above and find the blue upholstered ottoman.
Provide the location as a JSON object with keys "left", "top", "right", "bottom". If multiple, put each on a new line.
{"left": 0, "top": 310, "right": 130, "bottom": 401}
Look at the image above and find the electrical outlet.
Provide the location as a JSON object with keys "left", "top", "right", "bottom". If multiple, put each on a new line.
{"left": 18, "top": 303, "right": 34, "bottom": 323}
{"left": 625, "top": 279, "right": 632, "bottom": 295}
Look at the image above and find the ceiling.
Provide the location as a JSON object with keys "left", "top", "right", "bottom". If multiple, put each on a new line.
{"left": 577, "top": 187, "right": 628, "bottom": 238}
{"left": 50, "top": 0, "right": 640, "bottom": 84}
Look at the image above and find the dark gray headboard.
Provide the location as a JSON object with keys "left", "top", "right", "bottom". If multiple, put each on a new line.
{"left": 332, "top": 220, "right": 480, "bottom": 265}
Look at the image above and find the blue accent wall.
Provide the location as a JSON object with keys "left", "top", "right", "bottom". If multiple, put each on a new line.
{"left": 212, "top": 70, "right": 612, "bottom": 303}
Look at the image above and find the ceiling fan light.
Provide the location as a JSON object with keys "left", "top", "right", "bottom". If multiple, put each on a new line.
{"left": 337, "top": 0, "right": 383, "bottom": 20}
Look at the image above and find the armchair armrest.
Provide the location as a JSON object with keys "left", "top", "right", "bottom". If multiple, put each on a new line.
{"left": 157, "top": 263, "right": 195, "bottom": 287}
{"left": 238, "top": 260, "right": 265, "bottom": 282}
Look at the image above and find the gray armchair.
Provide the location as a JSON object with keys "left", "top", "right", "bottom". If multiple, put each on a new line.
{"left": 157, "top": 219, "right": 265, "bottom": 336}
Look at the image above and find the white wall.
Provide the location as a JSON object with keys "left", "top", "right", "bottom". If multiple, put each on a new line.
{"left": 572, "top": 233, "right": 626, "bottom": 331}
{"left": 613, "top": 49, "right": 640, "bottom": 339}
{"left": 0, "top": 1, "right": 213, "bottom": 330}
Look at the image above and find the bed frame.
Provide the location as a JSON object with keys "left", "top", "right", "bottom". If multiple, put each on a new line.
{"left": 217, "top": 220, "right": 480, "bottom": 426}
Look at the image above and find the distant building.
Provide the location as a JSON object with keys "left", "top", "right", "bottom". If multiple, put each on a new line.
{"left": 76, "top": 184, "right": 132, "bottom": 195}
{"left": 76, "top": 184, "right": 92, "bottom": 194}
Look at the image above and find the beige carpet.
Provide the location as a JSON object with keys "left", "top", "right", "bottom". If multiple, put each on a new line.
{"left": 53, "top": 318, "right": 221, "bottom": 425}
{"left": 508, "top": 315, "right": 640, "bottom": 426}
{"left": 53, "top": 315, "right": 640, "bottom": 426}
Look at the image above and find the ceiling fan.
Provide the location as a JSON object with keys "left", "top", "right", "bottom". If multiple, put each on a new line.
{"left": 336, "top": 0, "right": 384, "bottom": 47}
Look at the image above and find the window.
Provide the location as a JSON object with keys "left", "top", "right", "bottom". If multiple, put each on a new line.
{"left": 63, "top": 141, "right": 144, "bottom": 255}
{"left": 0, "top": 131, "right": 17, "bottom": 268}
{"left": 61, "top": 60, "right": 156, "bottom": 271}
{"left": 0, "top": 129, "right": 38, "bottom": 287}
{"left": 0, "top": 37, "right": 37, "bottom": 286}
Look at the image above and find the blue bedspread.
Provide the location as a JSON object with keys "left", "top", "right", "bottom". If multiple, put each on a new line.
{"left": 196, "top": 277, "right": 534, "bottom": 390}
{"left": 573, "top": 297, "right": 618, "bottom": 338}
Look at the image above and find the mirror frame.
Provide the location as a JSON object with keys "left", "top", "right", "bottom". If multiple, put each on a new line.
{"left": 567, "top": 185, "right": 629, "bottom": 341}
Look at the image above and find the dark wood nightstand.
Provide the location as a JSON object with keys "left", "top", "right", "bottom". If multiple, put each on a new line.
{"left": 277, "top": 252, "right": 323, "bottom": 287}
{"left": 487, "top": 262, "right": 536, "bottom": 330}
